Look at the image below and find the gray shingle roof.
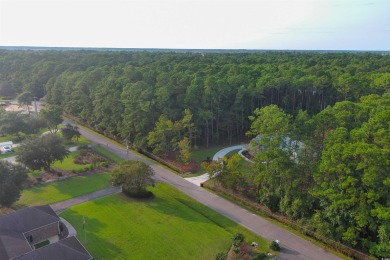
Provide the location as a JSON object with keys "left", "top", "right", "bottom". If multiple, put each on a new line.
{"left": 0, "top": 206, "right": 92, "bottom": 260}
{"left": 15, "top": 236, "right": 92, "bottom": 260}
{"left": 0, "top": 205, "right": 60, "bottom": 259}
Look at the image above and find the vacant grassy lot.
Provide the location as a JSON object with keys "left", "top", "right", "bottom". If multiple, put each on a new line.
{"left": 16, "top": 172, "right": 111, "bottom": 207}
{"left": 61, "top": 183, "right": 271, "bottom": 259}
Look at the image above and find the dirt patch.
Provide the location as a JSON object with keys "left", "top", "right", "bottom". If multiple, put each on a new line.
{"left": 160, "top": 151, "right": 201, "bottom": 173}
{"left": 4, "top": 104, "right": 33, "bottom": 113}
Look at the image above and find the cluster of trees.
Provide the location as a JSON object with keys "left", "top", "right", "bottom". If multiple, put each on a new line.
{"left": 16, "top": 134, "right": 68, "bottom": 172}
{"left": 1, "top": 50, "right": 388, "bottom": 151}
{"left": 0, "top": 111, "right": 45, "bottom": 140}
{"left": 0, "top": 105, "right": 69, "bottom": 207}
{"left": 212, "top": 94, "right": 389, "bottom": 257}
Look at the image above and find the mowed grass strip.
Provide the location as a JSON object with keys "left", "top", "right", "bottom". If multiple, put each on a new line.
{"left": 92, "top": 145, "right": 123, "bottom": 163}
{"left": 61, "top": 183, "right": 270, "bottom": 259}
{"left": 16, "top": 172, "right": 112, "bottom": 207}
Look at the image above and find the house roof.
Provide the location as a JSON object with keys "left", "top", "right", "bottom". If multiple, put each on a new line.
{"left": 0, "top": 205, "right": 60, "bottom": 259}
{"left": 15, "top": 236, "right": 92, "bottom": 260}
{"left": 0, "top": 205, "right": 92, "bottom": 260}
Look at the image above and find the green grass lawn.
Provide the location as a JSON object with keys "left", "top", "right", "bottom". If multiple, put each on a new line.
{"left": 16, "top": 172, "right": 112, "bottom": 207}
{"left": 52, "top": 151, "right": 92, "bottom": 172}
{"left": 60, "top": 183, "right": 272, "bottom": 260}
{"left": 51, "top": 151, "right": 97, "bottom": 172}
{"left": 65, "top": 135, "right": 91, "bottom": 147}
{"left": 92, "top": 145, "right": 123, "bottom": 163}
{"left": 191, "top": 145, "right": 227, "bottom": 163}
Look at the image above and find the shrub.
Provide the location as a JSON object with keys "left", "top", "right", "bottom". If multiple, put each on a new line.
{"left": 215, "top": 252, "right": 227, "bottom": 260}
{"left": 100, "top": 161, "right": 109, "bottom": 167}
{"left": 122, "top": 187, "right": 154, "bottom": 199}
{"left": 270, "top": 241, "right": 280, "bottom": 251}
{"left": 252, "top": 253, "right": 267, "bottom": 260}
{"left": 232, "top": 233, "right": 245, "bottom": 247}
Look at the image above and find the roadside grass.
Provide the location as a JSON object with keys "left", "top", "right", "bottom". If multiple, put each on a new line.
{"left": 92, "top": 145, "right": 123, "bottom": 163}
{"left": 60, "top": 183, "right": 273, "bottom": 259}
{"left": 64, "top": 135, "right": 91, "bottom": 147}
{"left": 15, "top": 172, "right": 112, "bottom": 207}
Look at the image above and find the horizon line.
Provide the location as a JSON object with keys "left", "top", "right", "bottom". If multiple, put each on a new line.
{"left": 0, "top": 45, "right": 389, "bottom": 53}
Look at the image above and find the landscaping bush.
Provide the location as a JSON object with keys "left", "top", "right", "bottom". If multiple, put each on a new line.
{"left": 270, "top": 241, "right": 280, "bottom": 251}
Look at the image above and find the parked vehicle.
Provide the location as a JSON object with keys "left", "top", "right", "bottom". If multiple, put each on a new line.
{"left": 3, "top": 146, "right": 12, "bottom": 153}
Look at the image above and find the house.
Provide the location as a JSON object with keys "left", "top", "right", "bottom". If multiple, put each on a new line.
{"left": 0, "top": 205, "right": 93, "bottom": 260}
{"left": 248, "top": 135, "right": 304, "bottom": 162}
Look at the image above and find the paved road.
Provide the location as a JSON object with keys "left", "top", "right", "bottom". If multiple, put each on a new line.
{"left": 73, "top": 122, "right": 340, "bottom": 260}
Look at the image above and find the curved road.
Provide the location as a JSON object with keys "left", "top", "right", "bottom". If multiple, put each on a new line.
{"left": 74, "top": 123, "right": 339, "bottom": 260}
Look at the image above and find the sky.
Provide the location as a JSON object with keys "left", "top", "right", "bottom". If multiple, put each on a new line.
{"left": 0, "top": 0, "right": 389, "bottom": 50}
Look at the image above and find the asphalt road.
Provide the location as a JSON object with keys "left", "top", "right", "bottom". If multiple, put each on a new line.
{"left": 74, "top": 122, "right": 340, "bottom": 260}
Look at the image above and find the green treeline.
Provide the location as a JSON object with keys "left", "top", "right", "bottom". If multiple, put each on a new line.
{"left": 0, "top": 50, "right": 389, "bottom": 256}
{"left": 1, "top": 50, "right": 389, "bottom": 147}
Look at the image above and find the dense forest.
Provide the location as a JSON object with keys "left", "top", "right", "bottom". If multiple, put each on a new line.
{"left": 0, "top": 50, "right": 389, "bottom": 256}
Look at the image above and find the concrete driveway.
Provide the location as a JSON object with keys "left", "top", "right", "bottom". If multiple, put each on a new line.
{"left": 185, "top": 144, "right": 245, "bottom": 186}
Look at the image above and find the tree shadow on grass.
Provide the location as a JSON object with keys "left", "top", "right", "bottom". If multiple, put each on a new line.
{"left": 60, "top": 208, "right": 123, "bottom": 259}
